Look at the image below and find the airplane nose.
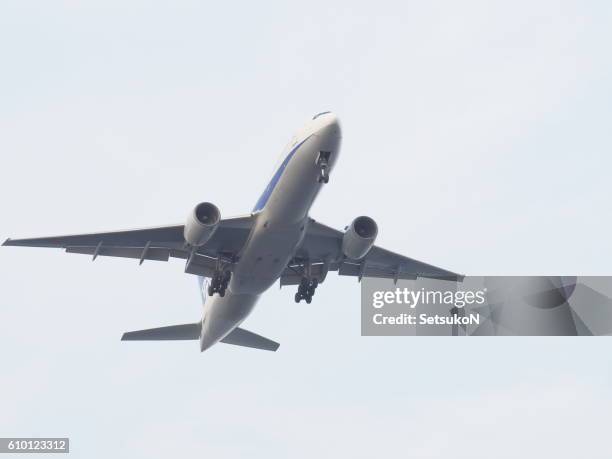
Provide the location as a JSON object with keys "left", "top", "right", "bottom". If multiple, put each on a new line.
{"left": 317, "top": 113, "right": 341, "bottom": 139}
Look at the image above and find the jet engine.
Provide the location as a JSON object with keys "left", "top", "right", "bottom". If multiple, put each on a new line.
{"left": 184, "top": 202, "right": 221, "bottom": 246}
{"left": 342, "top": 216, "right": 378, "bottom": 260}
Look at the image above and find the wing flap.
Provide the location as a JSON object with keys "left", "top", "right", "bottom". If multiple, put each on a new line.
{"left": 66, "top": 246, "right": 170, "bottom": 262}
{"left": 280, "top": 261, "right": 332, "bottom": 286}
{"left": 365, "top": 246, "right": 463, "bottom": 281}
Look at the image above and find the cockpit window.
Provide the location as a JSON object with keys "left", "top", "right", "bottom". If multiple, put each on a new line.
{"left": 312, "top": 111, "right": 331, "bottom": 120}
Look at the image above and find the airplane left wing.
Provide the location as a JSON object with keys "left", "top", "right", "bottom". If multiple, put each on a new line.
{"left": 281, "top": 218, "right": 463, "bottom": 285}
{"left": 3, "top": 215, "right": 255, "bottom": 277}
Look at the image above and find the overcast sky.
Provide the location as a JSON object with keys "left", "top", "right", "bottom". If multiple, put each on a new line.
{"left": 1, "top": 1, "right": 612, "bottom": 457}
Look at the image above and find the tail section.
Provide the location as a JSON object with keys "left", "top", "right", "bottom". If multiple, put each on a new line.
{"left": 121, "top": 323, "right": 200, "bottom": 341}
{"left": 122, "top": 278, "right": 278, "bottom": 351}
{"left": 220, "top": 327, "right": 280, "bottom": 351}
{"left": 122, "top": 323, "right": 279, "bottom": 351}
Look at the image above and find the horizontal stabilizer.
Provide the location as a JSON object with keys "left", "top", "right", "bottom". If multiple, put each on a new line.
{"left": 121, "top": 323, "right": 200, "bottom": 341}
{"left": 121, "top": 323, "right": 279, "bottom": 351}
{"left": 221, "top": 327, "right": 280, "bottom": 351}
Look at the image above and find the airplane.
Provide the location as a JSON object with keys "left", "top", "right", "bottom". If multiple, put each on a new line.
{"left": 3, "top": 111, "right": 462, "bottom": 352}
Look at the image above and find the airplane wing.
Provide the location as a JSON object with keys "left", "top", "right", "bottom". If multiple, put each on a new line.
{"left": 281, "top": 219, "right": 463, "bottom": 285}
{"left": 3, "top": 214, "right": 255, "bottom": 277}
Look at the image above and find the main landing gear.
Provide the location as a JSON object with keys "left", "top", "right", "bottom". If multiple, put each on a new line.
{"left": 208, "top": 270, "right": 231, "bottom": 297}
{"left": 295, "top": 277, "right": 318, "bottom": 303}
{"left": 317, "top": 151, "right": 330, "bottom": 184}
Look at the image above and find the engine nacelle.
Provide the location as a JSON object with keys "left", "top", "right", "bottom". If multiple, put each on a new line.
{"left": 342, "top": 216, "right": 378, "bottom": 260}
{"left": 184, "top": 202, "right": 221, "bottom": 246}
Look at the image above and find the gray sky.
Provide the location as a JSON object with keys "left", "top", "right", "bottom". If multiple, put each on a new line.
{"left": 1, "top": 1, "right": 611, "bottom": 457}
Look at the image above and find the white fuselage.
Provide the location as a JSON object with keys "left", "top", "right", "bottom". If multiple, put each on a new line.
{"left": 199, "top": 113, "right": 342, "bottom": 351}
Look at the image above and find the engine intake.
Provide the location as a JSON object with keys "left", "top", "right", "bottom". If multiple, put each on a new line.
{"left": 184, "top": 202, "right": 221, "bottom": 246}
{"left": 342, "top": 216, "right": 378, "bottom": 260}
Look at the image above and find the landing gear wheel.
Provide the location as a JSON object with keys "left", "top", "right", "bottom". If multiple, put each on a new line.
{"left": 296, "top": 277, "right": 319, "bottom": 303}
{"left": 317, "top": 152, "right": 330, "bottom": 184}
{"left": 317, "top": 151, "right": 331, "bottom": 183}
{"left": 318, "top": 167, "right": 329, "bottom": 183}
{"left": 209, "top": 270, "right": 231, "bottom": 297}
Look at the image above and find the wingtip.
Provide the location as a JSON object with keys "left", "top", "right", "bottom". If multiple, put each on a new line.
{"left": 2, "top": 238, "right": 11, "bottom": 247}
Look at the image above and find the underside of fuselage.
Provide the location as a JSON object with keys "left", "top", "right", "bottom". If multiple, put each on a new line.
{"left": 199, "top": 112, "right": 342, "bottom": 350}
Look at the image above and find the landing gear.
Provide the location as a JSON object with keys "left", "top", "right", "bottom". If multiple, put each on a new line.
{"left": 295, "top": 277, "right": 318, "bottom": 303}
{"left": 317, "top": 152, "right": 330, "bottom": 184}
{"left": 208, "top": 270, "right": 231, "bottom": 297}
{"left": 319, "top": 167, "right": 329, "bottom": 184}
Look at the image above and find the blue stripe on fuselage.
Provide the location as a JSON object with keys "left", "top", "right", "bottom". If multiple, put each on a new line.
{"left": 252, "top": 135, "right": 313, "bottom": 212}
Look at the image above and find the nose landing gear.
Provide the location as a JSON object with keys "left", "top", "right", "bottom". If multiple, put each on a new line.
{"left": 317, "top": 151, "right": 330, "bottom": 184}
{"left": 295, "top": 277, "right": 318, "bottom": 303}
{"left": 208, "top": 270, "right": 231, "bottom": 297}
